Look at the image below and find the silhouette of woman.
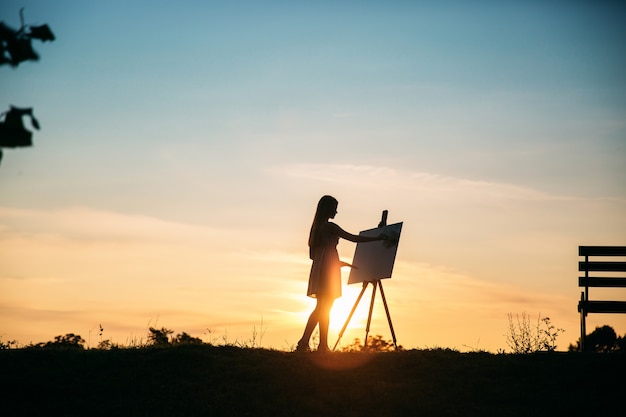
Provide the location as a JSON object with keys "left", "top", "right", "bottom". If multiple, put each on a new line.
{"left": 297, "top": 195, "right": 387, "bottom": 353}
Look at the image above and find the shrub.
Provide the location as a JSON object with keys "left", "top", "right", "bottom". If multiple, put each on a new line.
{"left": 148, "top": 327, "right": 204, "bottom": 346}
{"left": 172, "top": 332, "right": 203, "bottom": 345}
{"left": 147, "top": 327, "right": 174, "bottom": 346}
{"left": 340, "top": 335, "right": 402, "bottom": 352}
{"left": 28, "top": 333, "right": 86, "bottom": 350}
{"left": 0, "top": 337, "right": 18, "bottom": 350}
{"left": 568, "top": 325, "right": 624, "bottom": 352}
{"left": 505, "top": 312, "right": 564, "bottom": 353}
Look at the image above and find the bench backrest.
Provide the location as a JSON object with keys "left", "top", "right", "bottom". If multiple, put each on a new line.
{"left": 578, "top": 246, "right": 626, "bottom": 290}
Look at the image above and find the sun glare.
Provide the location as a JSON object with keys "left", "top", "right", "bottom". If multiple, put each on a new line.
{"left": 329, "top": 285, "right": 371, "bottom": 333}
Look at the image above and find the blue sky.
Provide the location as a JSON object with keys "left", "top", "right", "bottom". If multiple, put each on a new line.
{"left": 1, "top": 1, "right": 625, "bottom": 350}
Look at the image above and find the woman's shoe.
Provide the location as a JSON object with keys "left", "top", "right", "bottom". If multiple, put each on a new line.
{"left": 316, "top": 345, "right": 331, "bottom": 354}
{"left": 295, "top": 341, "right": 311, "bottom": 353}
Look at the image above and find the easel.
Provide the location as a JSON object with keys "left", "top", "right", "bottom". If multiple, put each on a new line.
{"left": 333, "top": 210, "right": 398, "bottom": 351}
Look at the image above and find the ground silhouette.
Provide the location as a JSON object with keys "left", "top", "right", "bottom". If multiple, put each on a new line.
{"left": 2, "top": 345, "right": 624, "bottom": 416}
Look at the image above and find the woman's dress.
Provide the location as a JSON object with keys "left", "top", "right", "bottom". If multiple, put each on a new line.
{"left": 307, "top": 223, "right": 341, "bottom": 299}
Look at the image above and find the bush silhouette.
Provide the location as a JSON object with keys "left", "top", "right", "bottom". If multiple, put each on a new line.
{"left": 172, "top": 332, "right": 203, "bottom": 345}
{"left": 28, "top": 333, "right": 85, "bottom": 349}
{"left": 147, "top": 327, "right": 204, "bottom": 346}
{"left": 340, "top": 335, "right": 401, "bottom": 352}
{"left": 569, "top": 325, "right": 624, "bottom": 352}
{"left": 147, "top": 327, "right": 174, "bottom": 346}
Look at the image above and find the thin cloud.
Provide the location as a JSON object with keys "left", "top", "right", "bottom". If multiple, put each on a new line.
{"left": 0, "top": 206, "right": 235, "bottom": 243}
{"left": 268, "top": 163, "right": 576, "bottom": 202}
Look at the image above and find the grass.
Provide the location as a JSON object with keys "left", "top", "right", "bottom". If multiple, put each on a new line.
{"left": 2, "top": 345, "right": 624, "bottom": 417}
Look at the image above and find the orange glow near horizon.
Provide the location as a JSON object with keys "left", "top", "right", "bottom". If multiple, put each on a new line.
{"left": 1, "top": 197, "right": 625, "bottom": 352}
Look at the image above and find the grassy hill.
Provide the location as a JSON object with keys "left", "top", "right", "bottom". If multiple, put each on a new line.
{"left": 2, "top": 345, "right": 624, "bottom": 416}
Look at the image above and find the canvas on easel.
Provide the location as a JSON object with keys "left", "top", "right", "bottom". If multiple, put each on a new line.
{"left": 333, "top": 216, "right": 402, "bottom": 351}
{"left": 348, "top": 222, "right": 403, "bottom": 284}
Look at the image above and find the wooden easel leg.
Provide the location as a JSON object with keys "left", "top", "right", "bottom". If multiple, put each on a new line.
{"left": 378, "top": 280, "right": 398, "bottom": 349}
{"left": 333, "top": 282, "right": 369, "bottom": 351}
{"left": 333, "top": 280, "right": 400, "bottom": 351}
{"left": 364, "top": 280, "right": 378, "bottom": 349}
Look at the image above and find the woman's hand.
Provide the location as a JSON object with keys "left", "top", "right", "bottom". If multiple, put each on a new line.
{"left": 382, "top": 231, "right": 399, "bottom": 248}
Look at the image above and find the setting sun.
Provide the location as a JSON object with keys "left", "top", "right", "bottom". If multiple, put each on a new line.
{"left": 329, "top": 281, "right": 399, "bottom": 349}
{"left": 329, "top": 284, "right": 371, "bottom": 333}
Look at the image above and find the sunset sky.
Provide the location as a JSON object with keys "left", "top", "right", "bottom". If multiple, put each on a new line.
{"left": 1, "top": 1, "right": 625, "bottom": 351}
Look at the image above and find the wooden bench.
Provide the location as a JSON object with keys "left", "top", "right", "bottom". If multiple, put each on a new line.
{"left": 577, "top": 246, "right": 626, "bottom": 351}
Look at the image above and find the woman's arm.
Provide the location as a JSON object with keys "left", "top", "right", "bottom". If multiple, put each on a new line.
{"left": 328, "top": 222, "right": 386, "bottom": 243}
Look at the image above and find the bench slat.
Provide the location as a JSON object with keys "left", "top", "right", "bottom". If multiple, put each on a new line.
{"left": 579, "top": 300, "right": 626, "bottom": 314}
{"left": 579, "top": 277, "right": 626, "bottom": 287}
{"left": 579, "top": 246, "right": 626, "bottom": 256}
{"left": 578, "top": 261, "right": 626, "bottom": 272}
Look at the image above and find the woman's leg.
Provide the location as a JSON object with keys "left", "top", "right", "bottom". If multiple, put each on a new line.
{"left": 298, "top": 296, "right": 335, "bottom": 350}
{"left": 317, "top": 296, "right": 334, "bottom": 351}
{"left": 298, "top": 304, "right": 320, "bottom": 349}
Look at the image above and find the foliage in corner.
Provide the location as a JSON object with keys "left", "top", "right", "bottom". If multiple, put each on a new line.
{"left": 0, "top": 8, "right": 55, "bottom": 165}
